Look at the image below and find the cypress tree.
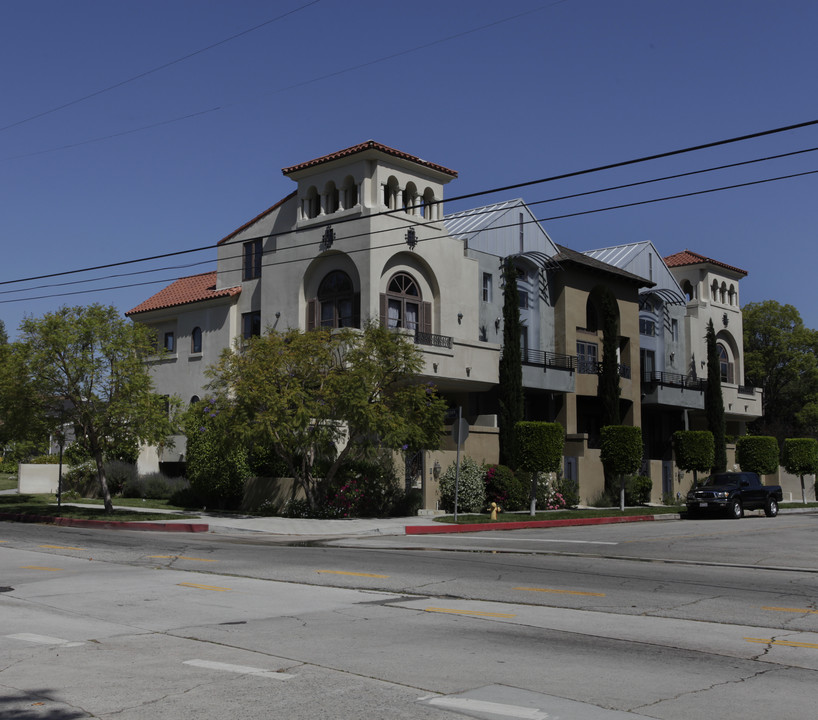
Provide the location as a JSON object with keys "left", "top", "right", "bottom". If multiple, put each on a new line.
{"left": 598, "top": 288, "right": 621, "bottom": 427}
{"left": 705, "top": 319, "right": 728, "bottom": 473}
{"left": 499, "top": 259, "right": 524, "bottom": 467}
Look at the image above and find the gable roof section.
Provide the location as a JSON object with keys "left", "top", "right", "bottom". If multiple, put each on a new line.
{"left": 664, "top": 249, "right": 747, "bottom": 277}
{"left": 281, "top": 140, "right": 458, "bottom": 178}
{"left": 554, "top": 244, "right": 654, "bottom": 288}
{"left": 217, "top": 191, "right": 296, "bottom": 246}
{"left": 585, "top": 241, "right": 685, "bottom": 300}
{"left": 126, "top": 271, "right": 241, "bottom": 316}
{"left": 444, "top": 198, "right": 559, "bottom": 257}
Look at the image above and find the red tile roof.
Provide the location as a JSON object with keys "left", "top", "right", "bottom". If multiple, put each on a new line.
{"left": 281, "top": 140, "right": 458, "bottom": 178}
{"left": 664, "top": 250, "right": 747, "bottom": 276}
{"left": 126, "top": 272, "right": 241, "bottom": 316}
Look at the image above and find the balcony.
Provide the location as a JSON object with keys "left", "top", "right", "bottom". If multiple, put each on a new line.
{"left": 578, "top": 361, "right": 632, "bottom": 379}
{"left": 517, "top": 349, "right": 576, "bottom": 393}
{"left": 521, "top": 349, "right": 576, "bottom": 371}
{"left": 641, "top": 370, "right": 705, "bottom": 410}
{"left": 414, "top": 330, "right": 453, "bottom": 349}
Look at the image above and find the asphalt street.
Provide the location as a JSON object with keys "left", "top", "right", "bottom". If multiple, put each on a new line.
{"left": 2, "top": 512, "right": 817, "bottom": 719}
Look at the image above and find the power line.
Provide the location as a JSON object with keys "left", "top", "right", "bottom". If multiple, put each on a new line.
{"left": 2, "top": 121, "right": 817, "bottom": 289}
{"left": 1, "top": 163, "right": 815, "bottom": 305}
{"left": 0, "top": 1, "right": 322, "bottom": 134}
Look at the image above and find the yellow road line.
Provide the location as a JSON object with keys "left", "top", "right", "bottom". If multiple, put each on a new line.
{"left": 317, "top": 569, "right": 389, "bottom": 578}
{"left": 21, "top": 566, "right": 61, "bottom": 571}
{"left": 425, "top": 607, "right": 516, "bottom": 618}
{"left": 178, "top": 582, "right": 230, "bottom": 592}
{"left": 39, "top": 544, "right": 82, "bottom": 550}
{"left": 745, "top": 637, "right": 818, "bottom": 650}
{"left": 148, "top": 555, "right": 217, "bottom": 562}
{"left": 762, "top": 606, "right": 818, "bottom": 615}
{"left": 515, "top": 586, "right": 605, "bottom": 597}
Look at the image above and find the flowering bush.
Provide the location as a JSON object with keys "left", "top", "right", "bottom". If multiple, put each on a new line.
{"left": 484, "top": 464, "right": 527, "bottom": 511}
{"left": 438, "top": 456, "right": 486, "bottom": 513}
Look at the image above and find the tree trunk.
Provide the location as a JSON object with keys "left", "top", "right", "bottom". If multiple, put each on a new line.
{"left": 94, "top": 451, "right": 113, "bottom": 514}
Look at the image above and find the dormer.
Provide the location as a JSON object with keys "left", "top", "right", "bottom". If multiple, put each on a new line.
{"left": 282, "top": 140, "right": 458, "bottom": 226}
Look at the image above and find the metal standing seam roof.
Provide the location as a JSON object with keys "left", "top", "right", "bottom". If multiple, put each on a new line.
{"left": 125, "top": 271, "right": 241, "bottom": 316}
{"left": 443, "top": 198, "right": 529, "bottom": 240}
{"left": 554, "top": 244, "right": 655, "bottom": 287}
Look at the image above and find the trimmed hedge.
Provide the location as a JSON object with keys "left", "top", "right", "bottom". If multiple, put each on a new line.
{"left": 516, "top": 422, "right": 564, "bottom": 473}
{"left": 736, "top": 436, "right": 779, "bottom": 476}
{"left": 600, "top": 425, "right": 643, "bottom": 476}
{"left": 673, "top": 431, "right": 714, "bottom": 474}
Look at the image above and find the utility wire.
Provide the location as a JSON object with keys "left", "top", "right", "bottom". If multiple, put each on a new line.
{"left": 0, "top": 1, "right": 322, "bottom": 134}
{"left": 2, "top": 122, "right": 816, "bottom": 289}
{"left": 1, "top": 164, "right": 815, "bottom": 305}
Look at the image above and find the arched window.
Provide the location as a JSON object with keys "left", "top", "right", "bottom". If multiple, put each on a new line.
{"left": 720, "top": 282, "right": 727, "bottom": 304}
{"left": 728, "top": 284, "right": 736, "bottom": 306}
{"left": 190, "top": 395, "right": 200, "bottom": 405}
{"left": 385, "top": 273, "right": 420, "bottom": 329}
{"left": 711, "top": 279, "right": 719, "bottom": 302}
{"left": 325, "top": 181, "right": 339, "bottom": 214}
{"left": 681, "top": 280, "right": 694, "bottom": 302}
{"left": 342, "top": 176, "right": 358, "bottom": 209}
{"left": 191, "top": 326, "right": 202, "bottom": 354}
{"left": 402, "top": 182, "right": 418, "bottom": 214}
{"left": 316, "top": 270, "right": 357, "bottom": 328}
{"left": 421, "top": 188, "right": 435, "bottom": 219}
{"left": 717, "top": 343, "right": 734, "bottom": 384}
{"left": 305, "top": 186, "right": 320, "bottom": 219}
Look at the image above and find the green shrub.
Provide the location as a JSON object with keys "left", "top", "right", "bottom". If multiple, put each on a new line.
{"left": 625, "top": 475, "right": 653, "bottom": 505}
{"left": 0, "top": 459, "right": 18, "bottom": 473}
{"left": 184, "top": 398, "right": 250, "bottom": 509}
{"left": 589, "top": 489, "right": 618, "bottom": 507}
{"left": 516, "top": 422, "right": 564, "bottom": 474}
{"left": 63, "top": 461, "right": 97, "bottom": 496}
{"left": 552, "top": 472, "right": 579, "bottom": 509}
{"left": 736, "top": 436, "right": 779, "bottom": 475}
{"left": 104, "top": 461, "right": 137, "bottom": 496}
{"left": 330, "top": 453, "right": 402, "bottom": 517}
{"left": 438, "top": 456, "right": 486, "bottom": 513}
{"left": 673, "top": 430, "right": 714, "bottom": 481}
{"left": 392, "top": 488, "right": 423, "bottom": 517}
{"left": 29, "top": 454, "right": 61, "bottom": 464}
{"left": 124, "top": 473, "right": 189, "bottom": 500}
{"left": 485, "top": 464, "right": 527, "bottom": 510}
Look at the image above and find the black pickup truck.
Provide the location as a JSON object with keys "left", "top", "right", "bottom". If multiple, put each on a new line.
{"left": 686, "top": 471, "right": 783, "bottom": 519}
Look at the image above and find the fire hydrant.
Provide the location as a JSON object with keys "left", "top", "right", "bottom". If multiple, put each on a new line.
{"left": 489, "top": 502, "right": 502, "bottom": 520}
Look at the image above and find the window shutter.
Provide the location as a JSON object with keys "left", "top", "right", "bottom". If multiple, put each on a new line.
{"left": 379, "top": 293, "right": 387, "bottom": 327}
{"left": 353, "top": 293, "right": 361, "bottom": 328}
{"left": 307, "top": 299, "right": 317, "bottom": 331}
{"left": 421, "top": 301, "right": 432, "bottom": 334}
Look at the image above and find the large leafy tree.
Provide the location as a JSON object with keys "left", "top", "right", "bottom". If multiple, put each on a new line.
{"left": 207, "top": 321, "right": 446, "bottom": 510}
{"left": 0, "top": 340, "right": 49, "bottom": 455}
{"left": 705, "top": 319, "right": 727, "bottom": 473}
{"left": 498, "top": 259, "right": 524, "bottom": 467}
{"left": 743, "top": 300, "right": 818, "bottom": 441}
{"left": 18, "top": 304, "right": 178, "bottom": 512}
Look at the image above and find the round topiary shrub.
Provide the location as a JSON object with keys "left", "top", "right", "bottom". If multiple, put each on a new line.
{"left": 438, "top": 456, "right": 486, "bottom": 513}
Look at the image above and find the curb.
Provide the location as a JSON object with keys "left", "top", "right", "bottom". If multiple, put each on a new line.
{"left": 0, "top": 512, "right": 209, "bottom": 533}
{"left": 405, "top": 514, "right": 665, "bottom": 535}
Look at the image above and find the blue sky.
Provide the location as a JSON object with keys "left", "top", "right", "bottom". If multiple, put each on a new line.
{"left": 2, "top": 0, "right": 817, "bottom": 338}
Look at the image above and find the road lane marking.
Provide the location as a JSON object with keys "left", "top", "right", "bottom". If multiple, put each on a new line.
{"left": 183, "top": 659, "right": 294, "bottom": 679}
{"left": 178, "top": 582, "right": 230, "bottom": 592}
{"left": 425, "top": 607, "right": 516, "bottom": 618}
{"left": 762, "top": 606, "right": 818, "bottom": 615}
{"left": 21, "top": 566, "right": 62, "bottom": 571}
{"left": 515, "top": 586, "right": 606, "bottom": 597}
{"left": 317, "top": 569, "right": 389, "bottom": 578}
{"left": 39, "top": 544, "right": 82, "bottom": 550}
{"left": 148, "top": 555, "right": 217, "bottom": 562}
{"left": 745, "top": 637, "right": 818, "bottom": 649}
{"left": 7, "top": 633, "right": 84, "bottom": 647}
{"left": 426, "top": 697, "right": 548, "bottom": 719}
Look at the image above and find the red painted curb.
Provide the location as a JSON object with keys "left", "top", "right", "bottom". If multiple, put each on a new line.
{"left": 0, "top": 512, "right": 208, "bottom": 533}
{"left": 406, "top": 515, "right": 655, "bottom": 534}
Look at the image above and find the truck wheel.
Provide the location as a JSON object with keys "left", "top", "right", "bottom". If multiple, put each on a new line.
{"left": 764, "top": 498, "right": 779, "bottom": 518}
{"left": 728, "top": 499, "right": 743, "bottom": 519}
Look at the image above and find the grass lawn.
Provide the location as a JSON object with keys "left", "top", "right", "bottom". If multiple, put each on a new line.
{"left": 438, "top": 502, "right": 818, "bottom": 524}
{"left": 435, "top": 506, "right": 684, "bottom": 524}
{"left": 0, "top": 473, "right": 17, "bottom": 492}
{"left": 0, "top": 494, "right": 197, "bottom": 522}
